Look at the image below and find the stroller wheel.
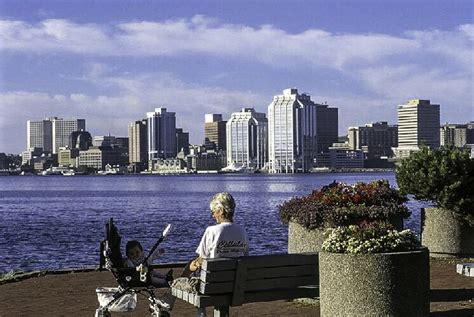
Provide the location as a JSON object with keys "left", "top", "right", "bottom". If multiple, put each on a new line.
{"left": 95, "top": 309, "right": 111, "bottom": 317}
{"left": 149, "top": 308, "right": 170, "bottom": 317}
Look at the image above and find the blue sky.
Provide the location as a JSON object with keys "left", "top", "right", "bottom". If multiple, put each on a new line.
{"left": 0, "top": 0, "right": 473, "bottom": 154}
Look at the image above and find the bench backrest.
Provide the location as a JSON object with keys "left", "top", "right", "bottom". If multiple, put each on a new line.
{"left": 198, "top": 253, "right": 319, "bottom": 306}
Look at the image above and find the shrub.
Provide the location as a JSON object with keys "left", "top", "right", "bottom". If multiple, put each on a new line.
{"left": 322, "top": 221, "right": 420, "bottom": 253}
{"left": 279, "top": 180, "right": 410, "bottom": 230}
{"left": 396, "top": 146, "right": 474, "bottom": 226}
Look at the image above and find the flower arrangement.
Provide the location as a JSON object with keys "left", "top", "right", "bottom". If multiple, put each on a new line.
{"left": 279, "top": 180, "right": 410, "bottom": 230}
{"left": 322, "top": 221, "right": 420, "bottom": 254}
{"left": 396, "top": 146, "right": 474, "bottom": 226}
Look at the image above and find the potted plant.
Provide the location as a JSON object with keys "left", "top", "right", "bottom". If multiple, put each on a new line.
{"left": 396, "top": 146, "right": 474, "bottom": 257}
{"left": 319, "top": 221, "right": 429, "bottom": 316}
{"left": 279, "top": 180, "right": 411, "bottom": 253}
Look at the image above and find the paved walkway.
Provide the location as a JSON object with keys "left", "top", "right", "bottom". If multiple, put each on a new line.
{"left": 1, "top": 258, "right": 473, "bottom": 316}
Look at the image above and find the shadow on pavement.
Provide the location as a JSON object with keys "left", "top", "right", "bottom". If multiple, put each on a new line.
{"left": 430, "top": 308, "right": 474, "bottom": 317}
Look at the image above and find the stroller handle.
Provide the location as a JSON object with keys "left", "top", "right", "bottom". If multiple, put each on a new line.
{"left": 162, "top": 224, "right": 172, "bottom": 238}
{"left": 141, "top": 224, "right": 172, "bottom": 266}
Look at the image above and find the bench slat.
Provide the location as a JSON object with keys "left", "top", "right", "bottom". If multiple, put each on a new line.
{"left": 199, "top": 274, "right": 318, "bottom": 294}
{"left": 202, "top": 253, "right": 317, "bottom": 271}
{"left": 246, "top": 275, "right": 318, "bottom": 292}
{"left": 244, "top": 253, "right": 318, "bottom": 269}
{"left": 201, "top": 258, "right": 236, "bottom": 271}
{"left": 247, "top": 264, "right": 318, "bottom": 280}
{"left": 200, "top": 281, "right": 234, "bottom": 294}
{"left": 200, "top": 264, "right": 317, "bottom": 283}
{"left": 200, "top": 270, "right": 235, "bottom": 282}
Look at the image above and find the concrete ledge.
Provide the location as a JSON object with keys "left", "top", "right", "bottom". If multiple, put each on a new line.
{"left": 0, "top": 261, "right": 188, "bottom": 285}
{"left": 320, "top": 248, "right": 430, "bottom": 316}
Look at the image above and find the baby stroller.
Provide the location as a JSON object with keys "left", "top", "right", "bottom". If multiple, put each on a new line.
{"left": 95, "top": 218, "right": 173, "bottom": 317}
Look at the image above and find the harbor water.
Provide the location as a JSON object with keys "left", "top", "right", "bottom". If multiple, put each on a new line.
{"left": 0, "top": 173, "right": 428, "bottom": 272}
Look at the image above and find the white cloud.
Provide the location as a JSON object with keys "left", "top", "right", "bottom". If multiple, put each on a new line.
{"left": 5, "top": 16, "right": 469, "bottom": 70}
{"left": 357, "top": 65, "right": 472, "bottom": 120}
{"left": 0, "top": 73, "right": 267, "bottom": 153}
{"left": 0, "top": 16, "right": 472, "bottom": 153}
{"left": 359, "top": 66, "right": 470, "bottom": 99}
{"left": 0, "top": 20, "right": 111, "bottom": 54}
{"left": 404, "top": 25, "right": 473, "bottom": 69}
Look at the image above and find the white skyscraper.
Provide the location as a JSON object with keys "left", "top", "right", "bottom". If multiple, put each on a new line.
{"left": 226, "top": 108, "right": 267, "bottom": 170}
{"left": 128, "top": 119, "right": 148, "bottom": 171}
{"left": 268, "top": 88, "right": 317, "bottom": 173}
{"left": 147, "top": 108, "right": 176, "bottom": 164}
{"left": 394, "top": 99, "right": 440, "bottom": 158}
{"left": 27, "top": 117, "right": 85, "bottom": 154}
{"left": 51, "top": 118, "right": 86, "bottom": 154}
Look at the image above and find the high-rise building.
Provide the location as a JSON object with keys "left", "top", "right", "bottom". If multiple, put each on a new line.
{"left": 27, "top": 119, "right": 52, "bottom": 152}
{"left": 268, "top": 88, "right": 317, "bottom": 173}
{"left": 27, "top": 117, "right": 85, "bottom": 154}
{"left": 226, "top": 108, "right": 268, "bottom": 170}
{"left": 176, "top": 128, "right": 190, "bottom": 156}
{"left": 93, "top": 135, "right": 116, "bottom": 147}
{"left": 128, "top": 119, "right": 148, "bottom": 171}
{"left": 147, "top": 108, "right": 177, "bottom": 168}
{"left": 51, "top": 118, "right": 86, "bottom": 154}
{"left": 394, "top": 99, "right": 440, "bottom": 158}
{"left": 348, "top": 121, "right": 398, "bottom": 159}
{"left": 316, "top": 104, "right": 338, "bottom": 153}
{"left": 440, "top": 122, "right": 474, "bottom": 148}
{"left": 204, "top": 114, "right": 227, "bottom": 151}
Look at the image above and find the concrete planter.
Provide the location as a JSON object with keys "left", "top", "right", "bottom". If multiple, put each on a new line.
{"left": 320, "top": 248, "right": 429, "bottom": 317}
{"left": 288, "top": 221, "right": 326, "bottom": 253}
{"left": 421, "top": 207, "right": 474, "bottom": 257}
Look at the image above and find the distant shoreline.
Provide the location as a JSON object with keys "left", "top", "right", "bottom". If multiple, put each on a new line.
{"left": 1, "top": 168, "right": 395, "bottom": 176}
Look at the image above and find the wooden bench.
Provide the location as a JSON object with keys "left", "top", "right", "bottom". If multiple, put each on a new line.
{"left": 171, "top": 253, "right": 319, "bottom": 317}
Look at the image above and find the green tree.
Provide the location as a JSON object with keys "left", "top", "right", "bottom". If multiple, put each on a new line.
{"left": 396, "top": 146, "right": 474, "bottom": 226}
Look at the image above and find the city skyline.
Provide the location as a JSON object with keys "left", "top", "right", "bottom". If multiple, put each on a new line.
{"left": 1, "top": 0, "right": 473, "bottom": 154}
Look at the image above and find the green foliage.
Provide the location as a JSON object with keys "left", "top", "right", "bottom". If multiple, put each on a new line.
{"left": 322, "top": 221, "right": 420, "bottom": 254}
{"left": 396, "top": 146, "right": 474, "bottom": 226}
{"left": 279, "top": 180, "right": 410, "bottom": 230}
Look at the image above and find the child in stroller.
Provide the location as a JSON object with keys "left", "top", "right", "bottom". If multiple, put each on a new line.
{"left": 95, "top": 218, "right": 173, "bottom": 317}
{"left": 124, "top": 240, "right": 174, "bottom": 287}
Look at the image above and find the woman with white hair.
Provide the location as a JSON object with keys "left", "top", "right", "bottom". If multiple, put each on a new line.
{"left": 162, "top": 193, "right": 249, "bottom": 315}
{"left": 190, "top": 192, "right": 249, "bottom": 271}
